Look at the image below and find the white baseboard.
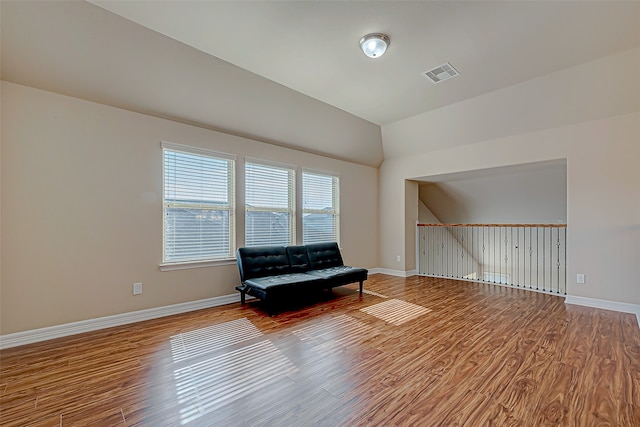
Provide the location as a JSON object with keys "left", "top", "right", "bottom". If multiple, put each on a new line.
{"left": 0, "top": 268, "right": 419, "bottom": 349}
{"left": 367, "top": 272, "right": 640, "bottom": 329}
{"left": 8, "top": 284, "right": 636, "bottom": 350}
{"left": 369, "top": 268, "right": 418, "bottom": 277}
{"left": 0, "top": 293, "right": 245, "bottom": 350}
{"left": 565, "top": 295, "right": 640, "bottom": 328}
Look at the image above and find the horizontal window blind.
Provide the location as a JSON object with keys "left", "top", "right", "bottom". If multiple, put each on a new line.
{"left": 302, "top": 171, "right": 340, "bottom": 245}
{"left": 245, "top": 161, "right": 295, "bottom": 247}
{"left": 163, "top": 144, "right": 235, "bottom": 263}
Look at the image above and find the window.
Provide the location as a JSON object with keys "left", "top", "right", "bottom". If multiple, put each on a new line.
{"left": 162, "top": 142, "right": 235, "bottom": 263}
{"left": 302, "top": 171, "right": 340, "bottom": 244}
{"left": 245, "top": 161, "right": 295, "bottom": 246}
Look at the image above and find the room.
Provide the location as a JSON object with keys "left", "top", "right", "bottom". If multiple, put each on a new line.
{"left": 1, "top": 1, "right": 639, "bottom": 425}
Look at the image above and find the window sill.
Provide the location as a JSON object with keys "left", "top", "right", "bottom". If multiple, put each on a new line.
{"left": 159, "top": 258, "right": 236, "bottom": 271}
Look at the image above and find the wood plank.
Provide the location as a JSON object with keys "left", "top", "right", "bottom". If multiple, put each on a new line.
{"left": 532, "top": 361, "right": 579, "bottom": 426}
{"left": 1, "top": 274, "right": 639, "bottom": 426}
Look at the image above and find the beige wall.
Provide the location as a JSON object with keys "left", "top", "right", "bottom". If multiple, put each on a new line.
{"left": 382, "top": 47, "right": 640, "bottom": 159}
{"left": 1, "top": 1, "right": 383, "bottom": 167}
{"left": 404, "top": 180, "right": 418, "bottom": 271}
{"left": 0, "top": 78, "right": 3, "bottom": 334}
{"left": 418, "top": 161, "right": 567, "bottom": 225}
{"left": 379, "top": 47, "right": 640, "bottom": 305}
{"left": 1, "top": 82, "right": 378, "bottom": 334}
{"left": 380, "top": 116, "right": 639, "bottom": 305}
{"left": 418, "top": 200, "right": 440, "bottom": 224}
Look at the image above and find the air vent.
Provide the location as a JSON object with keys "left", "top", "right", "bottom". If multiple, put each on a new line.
{"left": 422, "top": 62, "right": 459, "bottom": 84}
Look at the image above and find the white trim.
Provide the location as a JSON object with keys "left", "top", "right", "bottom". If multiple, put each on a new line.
{"left": 159, "top": 258, "right": 236, "bottom": 271}
{"left": 12, "top": 281, "right": 637, "bottom": 350}
{"left": 0, "top": 293, "right": 250, "bottom": 350}
{"left": 162, "top": 142, "right": 237, "bottom": 265}
{"left": 245, "top": 156, "right": 297, "bottom": 172}
{"left": 161, "top": 140, "right": 236, "bottom": 160}
{"left": 369, "top": 268, "right": 418, "bottom": 277}
{"left": 301, "top": 167, "right": 340, "bottom": 179}
{"left": 565, "top": 295, "right": 640, "bottom": 328}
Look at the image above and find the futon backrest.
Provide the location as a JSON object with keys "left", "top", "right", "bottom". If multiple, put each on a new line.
{"left": 306, "top": 242, "right": 344, "bottom": 270}
{"left": 285, "top": 245, "right": 312, "bottom": 273}
{"left": 236, "top": 246, "right": 290, "bottom": 281}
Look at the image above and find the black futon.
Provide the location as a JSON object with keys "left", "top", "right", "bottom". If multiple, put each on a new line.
{"left": 235, "top": 242, "right": 368, "bottom": 311}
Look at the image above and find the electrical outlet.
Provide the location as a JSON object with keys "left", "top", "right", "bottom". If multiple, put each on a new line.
{"left": 396, "top": 255, "right": 401, "bottom": 262}
{"left": 576, "top": 274, "right": 585, "bottom": 284}
{"left": 133, "top": 282, "right": 143, "bottom": 295}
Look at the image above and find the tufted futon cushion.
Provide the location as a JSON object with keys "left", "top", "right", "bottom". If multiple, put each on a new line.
{"left": 235, "top": 242, "right": 368, "bottom": 313}
{"left": 236, "top": 246, "right": 291, "bottom": 280}
{"left": 306, "top": 242, "right": 344, "bottom": 269}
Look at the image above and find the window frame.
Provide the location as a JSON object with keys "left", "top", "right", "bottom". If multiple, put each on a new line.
{"left": 301, "top": 169, "right": 340, "bottom": 245}
{"left": 160, "top": 141, "right": 236, "bottom": 269}
{"left": 244, "top": 158, "right": 296, "bottom": 247}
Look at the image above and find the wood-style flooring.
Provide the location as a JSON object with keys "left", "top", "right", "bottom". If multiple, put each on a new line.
{"left": 1, "top": 274, "right": 640, "bottom": 426}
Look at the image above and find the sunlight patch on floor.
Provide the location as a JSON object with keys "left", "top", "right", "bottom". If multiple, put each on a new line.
{"left": 360, "top": 299, "right": 431, "bottom": 326}
{"left": 292, "top": 314, "right": 373, "bottom": 347}
{"left": 362, "top": 288, "right": 389, "bottom": 298}
{"left": 170, "top": 317, "right": 263, "bottom": 363}
{"left": 174, "top": 340, "right": 295, "bottom": 424}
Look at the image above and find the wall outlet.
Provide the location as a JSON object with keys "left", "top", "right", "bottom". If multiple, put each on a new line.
{"left": 133, "top": 282, "right": 143, "bottom": 295}
{"left": 576, "top": 274, "right": 585, "bottom": 284}
{"left": 396, "top": 255, "right": 401, "bottom": 262}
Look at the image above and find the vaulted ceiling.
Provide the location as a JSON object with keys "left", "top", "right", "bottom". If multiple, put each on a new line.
{"left": 90, "top": 1, "right": 640, "bottom": 126}
{"left": 2, "top": 1, "right": 639, "bottom": 167}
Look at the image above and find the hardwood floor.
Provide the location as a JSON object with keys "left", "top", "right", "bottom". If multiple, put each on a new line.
{"left": 2, "top": 274, "right": 639, "bottom": 426}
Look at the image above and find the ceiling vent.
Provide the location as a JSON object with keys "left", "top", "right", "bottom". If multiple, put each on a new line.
{"left": 422, "top": 62, "right": 460, "bottom": 84}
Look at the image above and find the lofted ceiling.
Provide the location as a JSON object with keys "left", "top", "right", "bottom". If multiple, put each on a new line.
{"left": 90, "top": 0, "right": 640, "bottom": 125}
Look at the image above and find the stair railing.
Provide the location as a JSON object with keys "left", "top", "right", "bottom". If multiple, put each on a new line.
{"left": 416, "top": 223, "right": 567, "bottom": 294}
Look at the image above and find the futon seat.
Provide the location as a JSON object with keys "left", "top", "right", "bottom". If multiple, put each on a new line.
{"left": 236, "top": 242, "right": 368, "bottom": 313}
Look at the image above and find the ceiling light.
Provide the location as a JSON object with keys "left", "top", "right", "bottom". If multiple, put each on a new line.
{"left": 359, "top": 33, "right": 390, "bottom": 59}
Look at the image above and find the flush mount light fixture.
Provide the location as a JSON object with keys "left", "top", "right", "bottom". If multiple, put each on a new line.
{"left": 359, "top": 33, "right": 390, "bottom": 58}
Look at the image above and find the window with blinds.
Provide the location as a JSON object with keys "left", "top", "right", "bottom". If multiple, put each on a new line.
{"left": 302, "top": 171, "right": 340, "bottom": 245}
{"left": 162, "top": 142, "right": 235, "bottom": 263}
{"left": 245, "top": 161, "right": 295, "bottom": 247}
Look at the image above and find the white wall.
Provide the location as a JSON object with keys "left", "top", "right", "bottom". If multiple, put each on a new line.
{"left": 0, "top": 82, "right": 379, "bottom": 334}
{"left": 379, "top": 47, "right": 640, "bottom": 305}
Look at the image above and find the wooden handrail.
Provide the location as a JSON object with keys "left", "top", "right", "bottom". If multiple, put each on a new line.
{"left": 417, "top": 223, "right": 567, "bottom": 228}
